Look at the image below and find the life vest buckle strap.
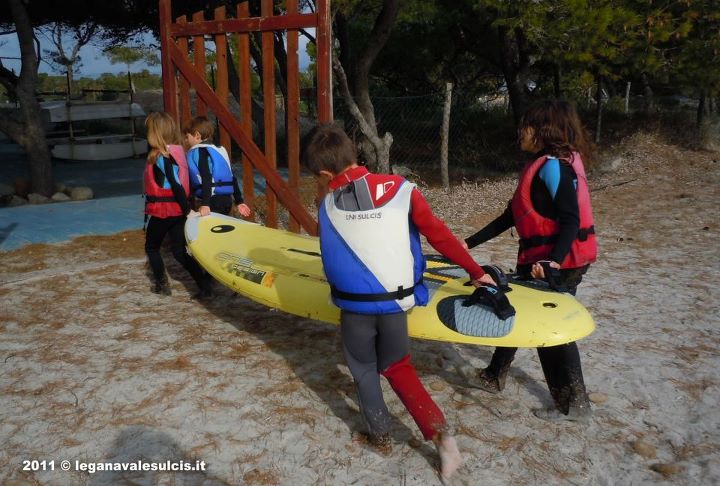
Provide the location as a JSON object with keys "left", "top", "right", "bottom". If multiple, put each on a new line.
{"left": 577, "top": 225, "right": 595, "bottom": 241}
{"left": 519, "top": 225, "right": 595, "bottom": 249}
{"left": 211, "top": 181, "right": 234, "bottom": 188}
{"left": 331, "top": 281, "right": 420, "bottom": 302}
{"left": 145, "top": 195, "right": 177, "bottom": 203}
{"left": 518, "top": 234, "right": 557, "bottom": 250}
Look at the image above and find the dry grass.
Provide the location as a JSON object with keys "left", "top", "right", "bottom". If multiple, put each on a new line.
{"left": 242, "top": 467, "right": 280, "bottom": 485}
{"left": 670, "top": 377, "right": 719, "bottom": 401}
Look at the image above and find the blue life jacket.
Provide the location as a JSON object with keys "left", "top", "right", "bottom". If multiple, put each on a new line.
{"left": 186, "top": 143, "right": 234, "bottom": 197}
{"left": 318, "top": 177, "right": 428, "bottom": 314}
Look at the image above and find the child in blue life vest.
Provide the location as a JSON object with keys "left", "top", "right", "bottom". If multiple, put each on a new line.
{"left": 143, "top": 112, "right": 213, "bottom": 298}
{"left": 463, "top": 100, "right": 597, "bottom": 422}
{"left": 302, "top": 123, "right": 496, "bottom": 481}
{"left": 183, "top": 116, "right": 251, "bottom": 218}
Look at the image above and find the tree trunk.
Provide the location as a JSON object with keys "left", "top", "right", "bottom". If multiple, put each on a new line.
{"left": 498, "top": 27, "right": 530, "bottom": 126}
{"left": 641, "top": 72, "right": 654, "bottom": 114}
{"left": 697, "top": 90, "right": 706, "bottom": 127}
{"left": 606, "top": 80, "right": 617, "bottom": 99}
{"left": 19, "top": 88, "right": 53, "bottom": 195}
{"left": 66, "top": 69, "right": 74, "bottom": 98}
{"left": 335, "top": 12, "right": 353, "bottom": 88}
{"left": 333, "top": 56, "right": 392, "bottom": 174}
{"left": 336, "top": 0, "right": 400, "bottom": 173}
{"left": 594, "top": 74, "right": 603, "bottom": 144}
{"left": 0, "top": 0, "right": 53, "bottom": 196}
{"left": 440, "top": 82, "right": 452, "bottom": 190}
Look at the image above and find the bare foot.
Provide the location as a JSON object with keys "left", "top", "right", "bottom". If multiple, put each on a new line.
{"left": 434, "top": 431, "right": 462, "bottom": 480}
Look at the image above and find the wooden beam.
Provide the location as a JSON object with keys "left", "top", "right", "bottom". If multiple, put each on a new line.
{"left": 316, "top": 0, "right": 332, "bottom": 123}
{"left": 168, "top": 41, "right": 318, "bottom": 235}
{"left": 177, "top": 15, "right": 192, "bottom": 125}
{"left": 159, "top": 0, "right": 177, "bottom": 118}
{"left": 287, "top": 0, "right": 300, "bottom": 233}
{"left": 237, "top": 2, "right": 254, "bottom": 216}
{"left": 169, "top": 14, "right": 318, "bottom": 37}
{"left": 192, "top": 10, "right": 207, "bottom": 117}
{"left": 214, "top": 6, "right": 231, "bottom": 161}
{"left": 261, "top": 0, "right": 277, "bottom": 228}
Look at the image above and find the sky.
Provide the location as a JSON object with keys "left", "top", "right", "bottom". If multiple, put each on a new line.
{"left": 0, "top": 31, "right": 161, "bottom": 78}
{"left": 0, "top": 30, "right": 311, "bottom": 79}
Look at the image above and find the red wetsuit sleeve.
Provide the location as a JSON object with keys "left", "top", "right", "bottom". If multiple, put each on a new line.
{"left": 410, "top": 189, "right": 485, "bottom": 280}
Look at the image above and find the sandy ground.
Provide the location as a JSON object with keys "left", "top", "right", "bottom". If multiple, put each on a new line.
{"left": 1, "top": 132, "right": 719, "bottom": 485}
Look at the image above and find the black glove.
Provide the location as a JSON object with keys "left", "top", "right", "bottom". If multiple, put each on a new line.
{"left": 539, "top": 261, "right": 567, "bottom": 292}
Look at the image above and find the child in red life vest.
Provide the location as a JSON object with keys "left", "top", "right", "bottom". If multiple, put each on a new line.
{"left": 463, "top": 100, "right": 597, "bottom": 421}
{"left": 143, "top": 112, "right": 212, "bottom": 298}
{"left": 302, "top": 124, "right": 496, "bottom": 481}
{"left": 183, "top": 116, "right": 251, "bottom": 218}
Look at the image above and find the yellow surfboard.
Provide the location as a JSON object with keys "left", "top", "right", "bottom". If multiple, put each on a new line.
{"left": 185, "top": 213, "right": 595, "bottom": 347}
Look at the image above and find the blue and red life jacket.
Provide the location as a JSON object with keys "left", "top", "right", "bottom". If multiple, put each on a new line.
{"left": 510, "top": 152, "right": 597, "bottom": 269}
{"left": 144, "top": 144, "right": 189, "bottom": 218}
{"left": 318, "top": 177, "right": 428, "bottom": 314}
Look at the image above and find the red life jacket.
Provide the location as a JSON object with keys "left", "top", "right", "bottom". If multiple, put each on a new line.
{"left": 144, "top": 144, "right": 190, "bottom": 218}
{"left": 510, "top": 152, "right": 597, "bottom": 269}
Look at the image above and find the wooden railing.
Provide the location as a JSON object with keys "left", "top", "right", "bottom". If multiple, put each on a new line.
{"left": 158, "top": 0, "right": 332, "bottom": 235}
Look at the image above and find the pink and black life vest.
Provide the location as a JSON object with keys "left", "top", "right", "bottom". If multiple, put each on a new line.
{"left": 144, "top": 144, "right": 190, "bottom": 218}
{"left": 510, "top": 152, "right": 597, "bottom": 269}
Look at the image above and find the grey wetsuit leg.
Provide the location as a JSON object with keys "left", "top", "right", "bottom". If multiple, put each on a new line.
{"left": 340, "top": 310, "right": 409, "bottom": 436}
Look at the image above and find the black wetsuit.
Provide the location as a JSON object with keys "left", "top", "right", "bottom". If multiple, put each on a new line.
{"left": 145, "top": 155, "right": 208, "bottom": 291}
{"left": 465, "top": 154, "right": 590, "bottom": 413}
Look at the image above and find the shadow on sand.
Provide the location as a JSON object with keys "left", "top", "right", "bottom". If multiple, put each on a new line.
{"left": 88, "top": 426, "right": 231, "bottom": 486}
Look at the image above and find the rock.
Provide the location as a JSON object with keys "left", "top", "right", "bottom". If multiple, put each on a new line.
{"left": 13, "top": 177, "right": 31, "bottom": 198}
{"left": 8, "top": 195, "right": 28, "bottom": 206}
{"left": 0, "top": 182, "right": 13, "bottom": 197}
{"left": 429, "top": 381, "right": 448, "bottom": 392}
{"left": 51, "top": 192, "right": 72, "bottom": 202}
{"left": 452, "top": 392, "right": 475, "bottom": 405}
{"left": 70, "top": 186, "right": 94, "bottom": 200}
{"left": 650, "top": 463, "right": 683, "bottom": 477}
{"left": 27, "top": 192, "right": 51, "bottom": 204}
{"left": 599, "top": 156, "right": 623, "bottom": 174}
{"left": 699, "top": 122, "right": 720, "bottom": 152}
{"left": 589, "top": 392, "right": 608, "bottom": 404}
{"left": 54, "top": 181, "right": 68, "bottom": 193}
{"left": 632, "top": 440, "right": 657, "bottom": 459}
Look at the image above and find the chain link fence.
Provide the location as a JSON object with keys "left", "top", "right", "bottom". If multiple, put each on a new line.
{"left": 327, "top": 90, "right": 521, "bottom": 175}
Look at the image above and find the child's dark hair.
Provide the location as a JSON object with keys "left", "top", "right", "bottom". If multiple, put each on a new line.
{"left": 301, "top": 124, "right": 356, "bottom": 175}
{"left": 520, "top": 100, "right": 594, "bottom": 165}
{"left": 183, "top": 116, "right": 215, "bottom": 141}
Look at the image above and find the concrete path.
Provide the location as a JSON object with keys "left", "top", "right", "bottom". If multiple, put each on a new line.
{"left": 0, "top": 143, "right": 283, "bottom": 251}
{"left": 0, "top": 195, "right": 144, "bottom": 250}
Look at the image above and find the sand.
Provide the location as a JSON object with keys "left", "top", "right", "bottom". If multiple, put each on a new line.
{"left": 1, "top": 132, "right": 718, "bottom": 485}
